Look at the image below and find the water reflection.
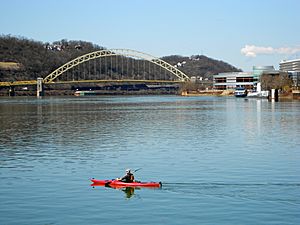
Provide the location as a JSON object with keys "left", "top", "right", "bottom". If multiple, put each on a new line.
{"left": 121, "top": 187, "right": 135, "bottom": 198}
{"left": 91, "top": 183, "right": 136, "bottom": 198}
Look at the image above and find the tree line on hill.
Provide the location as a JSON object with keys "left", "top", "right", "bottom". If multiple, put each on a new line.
{"left": 0, "top": 35, "right": 241, "bottom": 83}
{"left": 0, "top": 35, "right": 104, "bottom": 82}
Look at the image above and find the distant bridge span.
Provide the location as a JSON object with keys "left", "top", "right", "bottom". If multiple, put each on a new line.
{"left": 0, "top": 49, "right": 191, "bottom": 88}
{"left": 43, "top": 49, "right": 190, "bottom": 83}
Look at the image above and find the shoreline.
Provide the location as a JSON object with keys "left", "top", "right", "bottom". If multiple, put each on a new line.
{"left": 181, "top": 90, "right": 233, "bottom": 96}
{"left": 1, "top": 89, "right": 299, "bottom": 100}
{"left": 181, "top": 90, "right": 300, "bottom": 100}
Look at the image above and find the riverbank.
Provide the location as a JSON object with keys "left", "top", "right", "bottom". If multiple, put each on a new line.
{"left": 181, "top": 90, "right": 234, "bottom": 96}
{"left": 181, "top": 89, "right": 300, "bottom": 100}
{"left": 0, "top": 89, "right": 179, "bottom": 96}
{"left": 1, "top": 88, "right": 299, "bottom": 100}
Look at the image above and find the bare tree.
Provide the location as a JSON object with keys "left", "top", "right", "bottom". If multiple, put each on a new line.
{"left": 261, "top": 72, "right": 292, "bottom": 92}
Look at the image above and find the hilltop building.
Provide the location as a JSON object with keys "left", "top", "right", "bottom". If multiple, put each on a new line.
{"left": 279, "top": 58, "right": 300, "bottom": 87}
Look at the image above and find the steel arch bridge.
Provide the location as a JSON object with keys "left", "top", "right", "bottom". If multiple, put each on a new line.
{"left": 43, "top": 48, "right": 190, "bottom": 83}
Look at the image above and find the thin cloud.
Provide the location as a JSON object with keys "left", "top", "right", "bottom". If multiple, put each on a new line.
{"left": 241, "top": 45, "right": 300, "bottom": 57}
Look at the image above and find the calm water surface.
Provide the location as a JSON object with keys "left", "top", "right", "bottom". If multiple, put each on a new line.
{"left": 0, "top": 95, "right": 299, "bottom": 225}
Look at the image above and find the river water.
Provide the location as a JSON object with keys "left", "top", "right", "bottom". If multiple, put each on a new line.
{"left": 0, "top": 95, "right": 299, "bottom": 225}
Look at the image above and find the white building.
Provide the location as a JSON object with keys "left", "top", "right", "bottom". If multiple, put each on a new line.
{"left": 280, "top": 58, "right": 300, "bottom": 71}
{"left": 279, "top": 59, "right": 300, "bottom": 87}
{"left": 213, "top": 72, "right": 254, "bottom": 90}
{"left": 213, "top": 66, "right": 277, "bottom": 90}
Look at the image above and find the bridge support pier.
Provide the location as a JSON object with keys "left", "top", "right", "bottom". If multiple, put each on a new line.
{"left": 37, "top": 78, "right": 44, "bottom": 96}
{"left": 8, "top": 86, "right": 15, "bottom": 96}
{"left": 268, "top": 89, "right": 278, "bottom": 102}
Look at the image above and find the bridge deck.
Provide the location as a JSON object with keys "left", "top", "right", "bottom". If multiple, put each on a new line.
{"left": 0, "top": 79, "right": 185, "bottom": 87}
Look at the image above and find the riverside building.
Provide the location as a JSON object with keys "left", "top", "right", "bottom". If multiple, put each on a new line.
{"left": 213, "top": 66, "right": 277, "bottom": 90}
{"left": 279, "top": 58, "right": 300, "bottom": 87}
{"left": 213, "top": 72, "right": 254, "bottom": 90}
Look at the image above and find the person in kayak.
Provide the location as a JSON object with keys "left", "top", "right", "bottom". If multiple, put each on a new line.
{"left": 117, "top": 169, "right": 135, "bottom": 183}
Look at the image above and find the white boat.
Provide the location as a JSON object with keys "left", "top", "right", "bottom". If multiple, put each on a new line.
{"left": 247, "top": 91, "right": 269, "bottom": 98}
{"left": 246, "top": 83, "right": 269, "bottom": 98}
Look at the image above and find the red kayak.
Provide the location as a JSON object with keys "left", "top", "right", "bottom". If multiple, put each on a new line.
{"left": 90, "top": 179, "right": 162, "bottom": 188}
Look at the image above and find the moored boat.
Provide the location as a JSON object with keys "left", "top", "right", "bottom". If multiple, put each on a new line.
{"left": 234, "top": 87, "right": 247, "bottom": 97}
{"left": 247, "top": 91, "right": 269, "bottom": 98}
{"left": 246, "top": 83, "right": 269, "bottom": 98}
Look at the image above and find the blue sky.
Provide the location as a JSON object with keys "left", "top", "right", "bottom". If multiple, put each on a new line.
{"left": 1, "top": 0, "right": 300, "bottom": 71}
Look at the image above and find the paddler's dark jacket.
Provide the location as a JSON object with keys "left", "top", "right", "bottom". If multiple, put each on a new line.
{"left": 121, "top": 172, "right": 134, "bottom": 183}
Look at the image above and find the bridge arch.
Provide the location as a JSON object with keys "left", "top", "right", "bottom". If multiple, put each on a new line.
{"left": 43, "top": 49, "right": 190, "bottom": 83}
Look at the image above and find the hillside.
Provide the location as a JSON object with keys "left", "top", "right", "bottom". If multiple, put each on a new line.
{"left": 0, "top": 35, "right": 104, "bottom": 82}
{"left": 161, "top": 55, "right": 241, "bottom": 80}
{"left": 0, "top": 35, "right": 241, "bottom": 82}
